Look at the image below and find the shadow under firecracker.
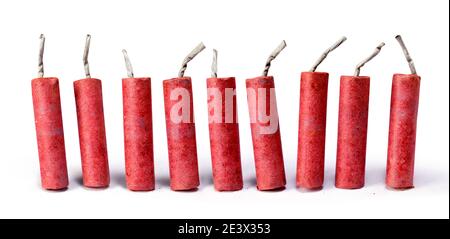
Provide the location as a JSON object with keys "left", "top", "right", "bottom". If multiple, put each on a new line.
{"left": 110, "top": 171, "right": 127, "bottom": 189}
{"left": 244, "top": 176, "right": 257, "bottom": 189}
{"left": 156, "top": 176, "right": 170, "bottom": 188}
{"left": 74, "top": 174, "right": 109, "bottom": 190}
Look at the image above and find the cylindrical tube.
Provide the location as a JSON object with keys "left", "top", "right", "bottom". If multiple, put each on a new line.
{"left": 122, "top": 77, "right": 154, "bottom": 191}
{"left": 335, "top": 76, "right": 370, "bottom": 189}
{"left": 32, "top": 77, "right": 69, "bottom": 190}
{"left": 296, "top": 72, "right": 329, "bottom": 189}
{"left": 207, "top": 77, "right": 243, "bottom": 191}
{"left": 386, "top": 74, "right": 421, "bottom": 189}
{"left": 163, "top": 77, "right": 199, "bottom": 191}
{"left": 74, "top": 78, "right": 109, "bottom": 188}
{"left": 246, "top": 76, "right": 286, "bottom": 190}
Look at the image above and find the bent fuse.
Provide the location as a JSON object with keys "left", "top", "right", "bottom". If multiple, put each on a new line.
{"left": 163, "top": 43, "right": 205, "bottom": 191}
{"left": 31, "top": 34, "right": 69, "bottom": 190}
{"left": 246, "top": 41, "right": 287, "bottom": 191}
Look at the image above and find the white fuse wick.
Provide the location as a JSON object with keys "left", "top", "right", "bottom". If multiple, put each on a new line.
{"left": 262, "top": 40, "right": 287, "bottom": 76}
{"left": 354, "top": 42, "right": 385, "bottom": 76}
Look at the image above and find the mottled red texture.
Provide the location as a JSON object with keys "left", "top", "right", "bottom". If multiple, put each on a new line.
{"left": 163, "top": 77, "right": 199, "bottom": 191}
{"left": 74, "top": 78, "right": 110, "bottom": 188}
{"left": 246, "top": 76, "right": 286, "bottom": 190}
{"left": 335, "top": 76, "right": 370, "bottom": 189}
{"left": 207, "top": 77, "right": 243, "bottom": 191}
{"left": 386, "top": 74, "right": 421, "bottom": 189}
{"left": 122, "top": 77, "right": 154, "bottom": 191}
{"left": 32, "top": 77, "right": 69, "bottom": 190}
{"left": 296, "top": 72, "right": 329, "bottom": 189}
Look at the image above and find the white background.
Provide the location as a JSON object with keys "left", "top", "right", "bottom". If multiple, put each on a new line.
{"left": 0, "top": 0, "right": 448, "bottom": 219}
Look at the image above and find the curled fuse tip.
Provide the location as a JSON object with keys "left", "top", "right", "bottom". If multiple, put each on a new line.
{"left": 83, "top": 34, "right": 92, "bottom": 78}
{"left": 122, "top": 49, "right": 134, "bottom": 78}
{"left": 354, "top": 42, "right": 385, "bottom": 76}
{"left": 310, "top": 36, "right": 347, "bottom": 72}
{"left": 262, "top": 40, "right": 287, "bottom": 76}
{"left": 38, "top": 34, "right": 45, "bottom": 78}
{"left": 395, "top": 35, "right": 417, "bottom": 75}
{"left": 211, "top": 49, "right": 218, "bottom": 78}
{"left": 178, "top": 42, "right": 206, "bottom": 77}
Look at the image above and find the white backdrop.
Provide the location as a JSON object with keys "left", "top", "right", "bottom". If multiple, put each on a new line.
{"left": 0, "top": 0, "right": 448, "bottom": 218}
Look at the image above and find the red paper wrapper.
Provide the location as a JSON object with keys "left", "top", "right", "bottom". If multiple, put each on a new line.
{"left": 32, "top": 77, "right": 69, "bottom": 190}
{"left": 296, "top": 72, "right": 329, "bottom": 189}
{"left": 246, "top": 76, "right": 286, "bottom": 190}
{"left": 207, "top": 77, "right": 243, "bottom": 191}
{"left": 386, "top": 74, "right": 421, "bottom": 189}
{"left": 335, "top": 76, "right": 370, "bottom": 189}
{"left": 163, "top": 77, "right": 199, "bottom": 191}
{"left": 122, "top": 77, "right": 154, "bottom": 191}
{"left": 74, "top": 78, "right": 110, "bottom": 188}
